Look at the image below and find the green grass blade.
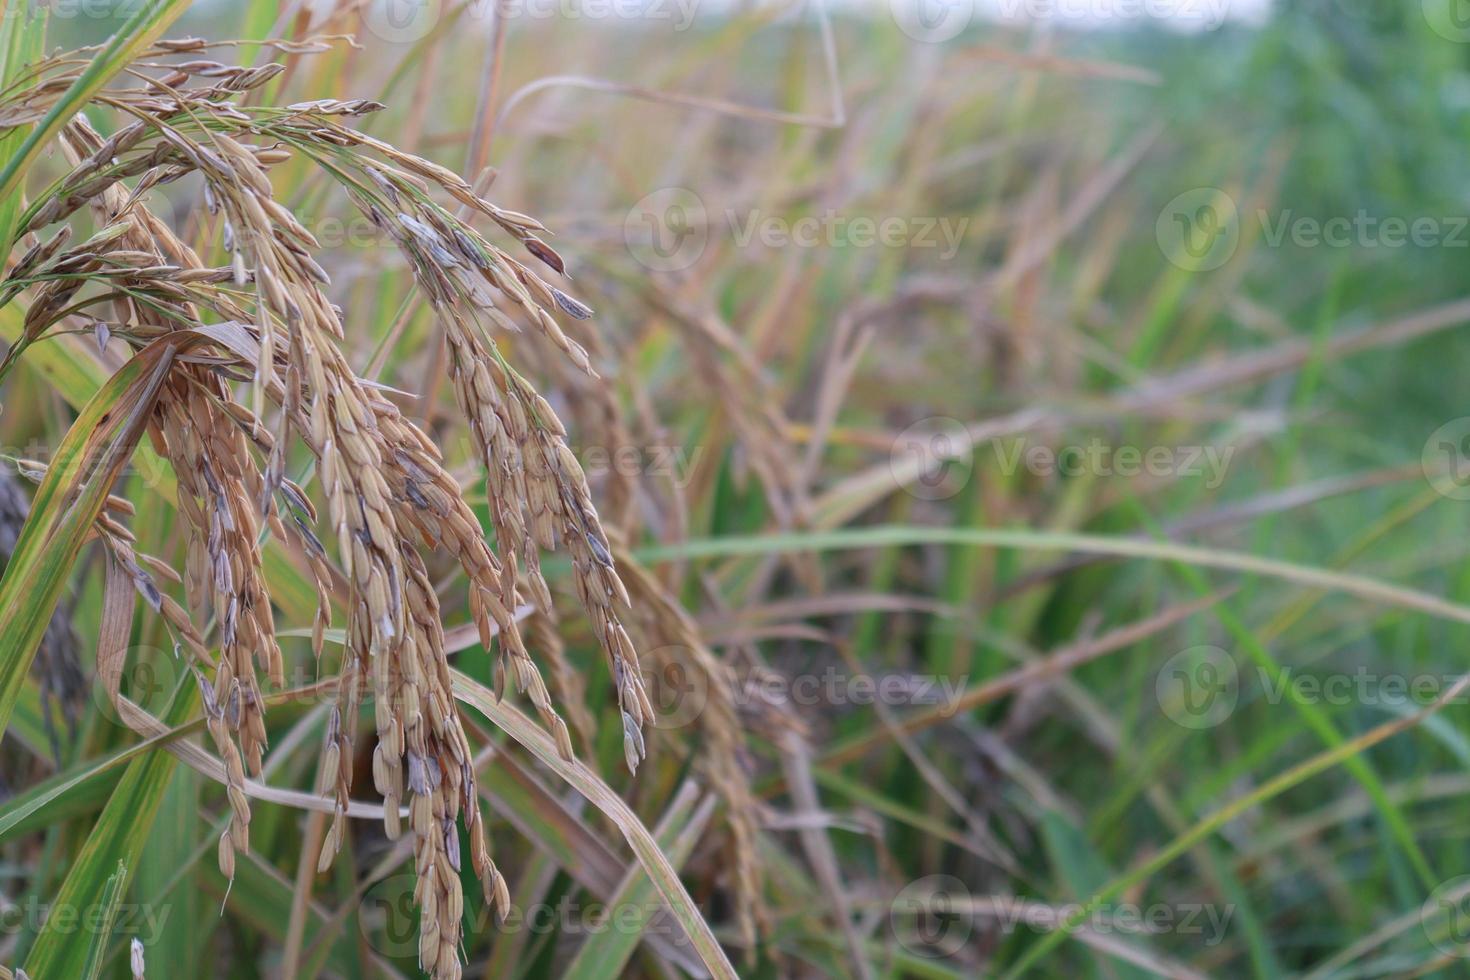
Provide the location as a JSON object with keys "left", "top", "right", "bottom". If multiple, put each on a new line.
{"left": 999, "top": 674, "right": 1470, "bottom": 977}
{"left": 78, "top": 861, "right": 130, "bottom": 980}
{"left": 0, "top": 312, "right": 322, "bottom": 622}
{"left": 0, "top": 0, "right": 190, "bottom": 248}
{"left": 22, "top": 676, "right": 198, "bottom": 977}
{"left": 0, "top": 723, "right": 198, "bottom": 842}
{"left": 624, "top": 525, "right": 1470, "bottom": 626}
{"left": 1121, "top": 496, "right": 1440, "bottom": 894}
{"left": 0, "top": 339, "right": 178, "bottom": 740}
{"left": 450, "top": 669, "right": 738, "bottom": 980}
{"left": 561, "top": 785, "right": 712, "bottom": 980}
{"left": 0, "top": 4, "right": 47, "bottom": 251}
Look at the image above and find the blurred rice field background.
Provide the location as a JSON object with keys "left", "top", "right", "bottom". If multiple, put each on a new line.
{"left": 6, "top": 0, "right": 1470, "bottom": 976}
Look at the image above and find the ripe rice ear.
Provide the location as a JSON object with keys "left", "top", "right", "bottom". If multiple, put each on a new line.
{"left": 1, "top": 36, "right": 665, "bottom": 978}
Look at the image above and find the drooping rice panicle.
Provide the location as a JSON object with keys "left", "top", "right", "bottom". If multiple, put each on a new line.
{"left": 0, "top": 37, "right": 666, "bottom": 978}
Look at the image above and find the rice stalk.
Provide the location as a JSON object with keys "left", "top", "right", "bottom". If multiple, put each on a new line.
{"left": 0, "top": 34, "right": 656, "bottom": 979}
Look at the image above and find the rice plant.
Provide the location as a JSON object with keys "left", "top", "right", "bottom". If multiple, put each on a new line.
{"left": 0, "top": 6, "right": 730, "bottom": 978}
{"left": 5, "top": 1, "right": 1470, "bottom": 978}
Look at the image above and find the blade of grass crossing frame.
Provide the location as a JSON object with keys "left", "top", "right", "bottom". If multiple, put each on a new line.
{"left": 1000, "top": 672, "right": 1470, "bottom": 977}
{"left": 620, "top": 526, "right": 1470, "bottom": 627}
{"left": 1121, "top": 496, "right": 1440, "bottom": 892}
{"left": 0, "top": 0, "right": 191, "bottom": 246}
{"left": 0, "top": 5, "right": 47, "bottom": 251}
{"left": 23, "top": 547, "right": 198, "bottom": 977}
{"left": 141, "top": 762, "right": 201, "bottom": 965}
{"left": 0, "top": 727, "right": 195, "bottom": 842}
{"left": 22, "top": 678, "right": 197, "bottom": 978}
{"left": 0, "top": 314, "right": 321, "bottom": 622}
{"left": 562, "top": 784, "right": 714, "bottom": 980}
{"left": 0, "top": 339, "right": 179, "bottom": 741}
{"left": 450, "top": 670, "right": 738, "bottom": 980}
{"left": 78, "top": 862, "right": 130, "bottom": 980}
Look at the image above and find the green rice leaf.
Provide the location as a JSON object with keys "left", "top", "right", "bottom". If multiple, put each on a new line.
{"left": 0, "top": 338, "right": 180, "bottom": 741}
